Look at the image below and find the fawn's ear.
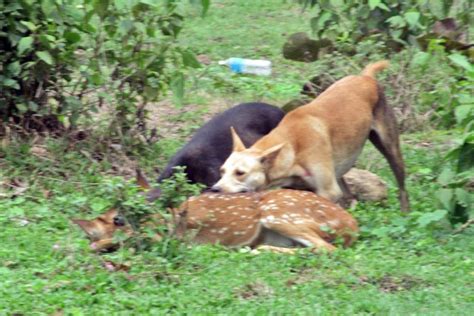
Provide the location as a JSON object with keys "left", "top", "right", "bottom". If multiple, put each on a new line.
{"left": 136, "top": 168, "right": 150, "bottom": 190}
{"left": 230, "top": 127, "right": 246, "bottom": 152}
{"left": 259, "top": 143, "right": 285, "bottom": 166}
{"left": 71, "top": 219, "right": 93, "bottom": 234}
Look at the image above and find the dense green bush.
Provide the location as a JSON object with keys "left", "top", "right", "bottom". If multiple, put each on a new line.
{"left": 435, "top": 55, "right": 473, "bottom": 224}
{"left": 299, "top": 0, "right": 471, "bottom": 52}
{"left": 0, "top": 0, "right": 204, "bottom": 135}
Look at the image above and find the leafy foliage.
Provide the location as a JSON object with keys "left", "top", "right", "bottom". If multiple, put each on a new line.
{"left": 408, "top": 40, "right": 473, "bottom": 128}
{"left": 299, "top": 0, "right": 471, "bottom": 52}
{"left": 0, "top": 0, "right": 203, "bottom": 135}
{"left": 428, "top": 53, "right": 474, "bottom": 224}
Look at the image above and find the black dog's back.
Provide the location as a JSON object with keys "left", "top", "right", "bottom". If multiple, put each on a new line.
{"left": 149, "top": 103, "right": 284, "bottom": 200}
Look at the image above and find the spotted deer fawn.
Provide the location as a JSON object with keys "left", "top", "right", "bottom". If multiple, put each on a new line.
{"left": 73, "top": 189, "right": 358, "bottom": 253}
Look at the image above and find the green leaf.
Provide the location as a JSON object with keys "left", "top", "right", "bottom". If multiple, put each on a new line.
{"left": 28, "top": 101, "right": 38, "bottom": 112}
{"left": 417, "top": 209, "right": 447, "bottom": 227}
{"left": 93, "top": 0, "right": 110, "bottom": 19}
{"left": 64, "top": 31, "right": 81, "bottom": 44}
{"left": 201, "top": 0, "right": 210, "bottom": 17}
{"left": 455, "top": 189, "right": 472, "bottom": 208}
{"left": 36, "top": 51, "right": 54, "bottom": 65}
{"left": 7, "top": 61, "right": 21, "bottom": 76}
{"left": 377, "top": 2, "right": 389, "bottom": 11}
{"left": 181, "top": 50, "right": 201, "bottom": 68}
{"left": 41, "top": 0, "right": 56, "bottom": 16}
{"left": 329, "top": 0, "right": 344, "bottom": 7}
{"left": 1, "top": 78, "right": 20, "bottom": 90}
{"left": 455, "top": 104, "right": 473, "bottom": 124}
{"left": 457, "top": 142, "right": 474, "bottom": 172}
{"left": 448, "top": 54, "right": 473, "bottom": 72}
{"left": 318, "top": 11, "right": 332, "bottom": 28}
{"left": 411, "top": 51, "right": 430, "bottom": 66}
{"left": 428, "top": 0, "right": 445, "bottom": 19}
{"left": 418, "top": 167, "right": 432, "bottom": 175}
{"left": 18, "top": 36, "right": 34, "bottom": 55}
{"left": 437, "top": 188, "right": 453, "bottom": 211}
{"left": 368, "top": 0, "right": 380, "bottom": 10}
{"left": 170, "top": 73, "right": 185, "bottom": 107}
{"left": 139, "top": 0, "right": 157, "bottom": 7}
{"left": 16, "top": 103, "right": 28, "bottom": 113}
{"left": 20, "top": 20, "right": 37, "bottom": 31}
{"left": 437, "top": 167, "right": 455, "bottom": 186}
{"left": 119, "top": 19, "right": 134, "bottom": 34}
{"left": 387, "top": 16, "right": 406, "bottom": 28}
{"left": 404, "top": 11, "right": 420, "bottom": 29}
{"left": 319, "top": 224, "right": 332, "bottom": 233}
{"left": 114, "top": 0, "right": 129, "bottom": 10}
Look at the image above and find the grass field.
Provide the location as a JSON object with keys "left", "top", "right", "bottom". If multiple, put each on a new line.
{"left": 1, "top": 0, "right": 473, "bottom": 314}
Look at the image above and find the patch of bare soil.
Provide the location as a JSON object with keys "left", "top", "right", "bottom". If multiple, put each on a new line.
{"left": 235, "top": 281, "right": 274, "bottom": 300}
{"left": 286, "top": 268, "right": 319, "bottom": 287}
{"left": 358, "top": 275, "right": 428, "bottom": 293}
{"left": 146, "top": 95, "right": 236, "bottom": 141}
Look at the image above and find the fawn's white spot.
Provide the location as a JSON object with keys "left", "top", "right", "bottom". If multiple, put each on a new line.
{"left": 218, "top": 227, "right": 229, "bottom": 234}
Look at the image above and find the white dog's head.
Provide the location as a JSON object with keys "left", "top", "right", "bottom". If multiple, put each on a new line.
{"left": 211, "top": 127, "right": 284, "bottom": 193}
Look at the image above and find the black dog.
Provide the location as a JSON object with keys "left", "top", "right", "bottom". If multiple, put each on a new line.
{"left": 147, "top": 102, "right": 285, "bottom": 201}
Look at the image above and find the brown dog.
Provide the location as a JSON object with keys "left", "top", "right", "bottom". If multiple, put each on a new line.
{"left": 212, "top": 61, "right": 409, "bottom": 212}
{"left": 73, "top": 189, "right": 359, "bottom": 253}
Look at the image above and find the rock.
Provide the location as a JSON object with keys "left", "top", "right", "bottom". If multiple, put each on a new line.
{"left": 282, "top": 32, "right": 332, "bottom": 62}
{"left": 281, "top": 98, "right": 310, "bottom": 113}
{"left": 343, "top": 168, "right": 388, "bottom": 202}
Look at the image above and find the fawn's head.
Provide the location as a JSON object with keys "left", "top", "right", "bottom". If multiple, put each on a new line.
{"left": 72, "top": 209, "right": 133, "bottom": 251}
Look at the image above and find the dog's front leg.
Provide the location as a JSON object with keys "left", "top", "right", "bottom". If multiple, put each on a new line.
{"left": 303, "top": 163, "right": 343, "bottom": 203}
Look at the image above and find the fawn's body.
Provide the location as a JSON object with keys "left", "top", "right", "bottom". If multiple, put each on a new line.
{"left": 74, "top": 189, "right": 358, "bottom": 253}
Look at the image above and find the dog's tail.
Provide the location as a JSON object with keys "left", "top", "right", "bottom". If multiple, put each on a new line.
{"left": 361, "top": 60, "right": 389, "bottom": 78}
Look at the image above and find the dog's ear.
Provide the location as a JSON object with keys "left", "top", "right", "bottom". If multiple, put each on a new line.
{"left": 259, "top": 143, "right": 285, "bottom": 166}
{"left": 230, "top": 127, "right": 246, "bottom": 152}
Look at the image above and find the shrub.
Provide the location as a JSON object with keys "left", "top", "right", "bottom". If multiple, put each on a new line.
{"left": 0, "top": 0, "right": 204, "bottom": 136}
{"left": 435, "top": 56, "right": 473, "bottom": 225}
{"left": 298, "top": 0, "right": 471, "bottom": 52}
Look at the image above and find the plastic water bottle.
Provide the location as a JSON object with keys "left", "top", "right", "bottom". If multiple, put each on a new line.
{"left": 218, "top": 58, "right": 272, "bottom": 76}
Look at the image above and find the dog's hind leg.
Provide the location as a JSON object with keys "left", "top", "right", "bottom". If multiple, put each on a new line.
{"left": 370, "top": 87, "right": 410, "bottom": 212}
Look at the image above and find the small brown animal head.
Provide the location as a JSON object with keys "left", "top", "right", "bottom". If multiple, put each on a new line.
{"left": 211, "top": 127, "right": 284, "bottom": 193}
{"left": 72, "top": 209, "right": 133, "bottom": 251}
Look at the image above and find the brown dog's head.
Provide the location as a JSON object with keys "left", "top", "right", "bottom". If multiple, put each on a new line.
{"left": 72, "top": 209, "right": 133, "bottom": 251}
{"left": 211, "top": 127, "right": 285, "bottom": 193}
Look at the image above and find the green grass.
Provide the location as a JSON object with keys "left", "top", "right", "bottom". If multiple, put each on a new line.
{"left": 2, "top": 130, "right": 473, "bottom": 314}
{"left": 178, "top": 0, "right": 318, "bottom": 104}
{"left": 1, "top": 0, "right": 473, "bottom": 314}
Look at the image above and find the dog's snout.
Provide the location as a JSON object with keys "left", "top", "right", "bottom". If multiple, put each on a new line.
{"left": 210, "top": 186, "right": 221, "bottom": 193}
